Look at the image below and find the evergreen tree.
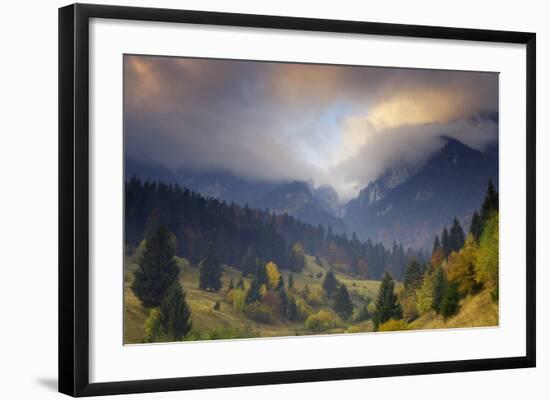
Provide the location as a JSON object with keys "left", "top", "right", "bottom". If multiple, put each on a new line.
{"left": 322, "top": 270, "right": 339, "bottom": 296}
{"left": 480, "top": 179, "right": 499, "bottom": 224}
{"left": 159, "top": 282, "right": 192, "bottom": 341}
{"left": 287, "top": 298, "right": 298, "bottom": 321}
{"left": 469, "top": 211, "right": 483, "bottom": 243}
{"left": 132, "top": 225, "right": 179, "bottom": 307}
{"left": 404, "top": 259, "right": 423, "bottom": 291}
{"left": 245, "top": 276, "right": 262, "bottom": 304}
{"left": 440, "top": 282, "right": 460, "bottom": 318}
{"left": 277, "top": 285, "right": 289, "bottom": 316}
{"left": 449, "top": 218, "right": 466, "bottom": 253}
{"left": 199, "top": 244, "right": 222, "bottom": 292}
{"left": 333, "top": 284, "right": 353, "bottom": 320}
{"left": 441, "top": 227, "right": 450, "bottom": 258}
{"left": 228, "top": 277, "right": 235, "bottom": 291}
{"left": 432, "top": 267, "right": 447, "bottom": 314}
{"left": 373, "top": 273, "right": 403, "bottom": 330}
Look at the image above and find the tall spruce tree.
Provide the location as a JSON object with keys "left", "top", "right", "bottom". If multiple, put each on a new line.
{"left": 441, "top": 227, "right": 450, "bottom": 258}
{"left": 132, "top": 225, "right": 179, "bottom": 307}
{"left": 481, "top": 179, "right": 499, "bottom": 221}
{"left": 322, "top": 270, "right": 339, "bottom": 296}
{"left": 245, "top": 276, "right": 262, "bottom": 304}
{"left": 159, "top": 282, "right": 192, "bottom": 341}
{"left": 373, "top": 273, "right": 403, "bottom": 330}
{"left": 287, "top": 297, "right": 298, "bottom": 321}
{"left": 432, "top": 267, "right": 447, "bottom": 314}
{"left": 449, "top": 218, "right": 466, "bottom": 253}
{"left": 469, "top": 210, "right": 483, "bottom": 242}
{"left": 199, "top": 243, "right": 222, "bottom": 292}
{"left": 333, "top": 284, "right": 354, "bottom": 320}
{"left": 404, "top": 259, "right": 423, "bottom": 291}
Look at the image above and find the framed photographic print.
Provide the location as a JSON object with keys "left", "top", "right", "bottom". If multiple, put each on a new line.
{"left": 58, "top": 3, "right": 536, "bottom": 397}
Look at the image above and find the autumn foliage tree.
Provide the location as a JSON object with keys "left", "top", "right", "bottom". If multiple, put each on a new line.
{"left": 476, "top": 211, "right": 499, "bottom": 301}
{"left": 447, "top": 234, "right": 481, "bottom": 296}
{"left": 265, "top": 261, "right": 281, "bottom": 290}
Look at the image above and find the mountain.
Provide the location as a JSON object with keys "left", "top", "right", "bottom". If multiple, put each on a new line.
{"left": 126, "top": 158, "right": 346, "bottom": 232}
{"left": 343, "top": 137, "right": 498, "bottom": 250}
{"left": 125, "top": 158, "right": 280, "bottom": 205}
{"left": 251, "top": 181, "right": 347, "bottom": 233}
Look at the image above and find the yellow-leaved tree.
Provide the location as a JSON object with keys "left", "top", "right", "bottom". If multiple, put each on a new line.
{"left": 265, "top": 261, "right": 281, "bottom": 290}
{"left": 476, "top": 212, "right": 499, "bottom": 301}
{"left": 447, "top": 234, "right": 480, "bottom": 296}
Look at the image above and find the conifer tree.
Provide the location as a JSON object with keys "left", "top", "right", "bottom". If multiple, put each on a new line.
{"left": 480, "top": 179, "right": 499, "bottom": 224}
{"left": 132, "top": 225, "right": 179, "bottom": 307}
{"left": 159, "top": 282, "right": 192, "bottom": 341}
{"left": 333, "top": 284, "right": 353, "bottom": 320}
{"left": 441, "top": 227, "right": 450, "bottom": 258}
{"left": 432, "top": 267, "right": 447, "bottom": 314}
{"left": 449, "top": 218, "right": 466, "bottom": 253}
{"left": 228, "top": 277, "right": 235, "bottom": 291}
{"left": 287, "top": 298, "right": 298, "bottom": 321}
{"left": 245, "top": 276, "right": 262, "bottom": 304}
{"left": 322, "top": 270, "right": 339, "bottom": 296}
{"left": 440, "top": 282, "right": 460, "bottom": 318}
{"left": 199, "top": 243, "right": 222, "bottom": 292}
{"left": 277, "top": 285, "right": 289, "bottom": 316}
{"left": 404, "top": 259, "right": 423, "bottom": 291}
{"left": 373, "top": 273, "right": 403, "bottom": 330}
{"left": 469, "top": 210, "right": 483, "bottom": 242}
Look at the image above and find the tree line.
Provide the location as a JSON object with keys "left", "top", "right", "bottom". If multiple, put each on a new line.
{"left": 125, "top": 177, "right": 425, "bottom": 281}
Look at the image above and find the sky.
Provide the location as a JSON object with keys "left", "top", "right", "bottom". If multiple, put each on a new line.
{"left": 124, "top": 55, "right": 498, "bottom": 202}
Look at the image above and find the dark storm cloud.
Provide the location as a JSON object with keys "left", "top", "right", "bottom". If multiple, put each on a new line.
{"left": 124, "top": 55, "right": 498, "bottom": 200}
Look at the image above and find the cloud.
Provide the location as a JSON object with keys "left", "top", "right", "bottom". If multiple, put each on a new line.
{"left": 124, "top": 55, "right": 498, "bottom": 201}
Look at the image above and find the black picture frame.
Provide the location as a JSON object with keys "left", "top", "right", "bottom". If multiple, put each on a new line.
{"left": 59, "top": 3, "right": 536, "bottom": 397}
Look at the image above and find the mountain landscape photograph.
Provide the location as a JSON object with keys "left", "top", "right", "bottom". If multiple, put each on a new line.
{"left": 123, "top": 54, "right": 500, "bottom": 344}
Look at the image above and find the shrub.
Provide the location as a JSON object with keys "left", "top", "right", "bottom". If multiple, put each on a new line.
{"left": 400, "top": 292, "right": 419, "bottom": 322}
{"left": 244, "top": 302, "right": 273, "bottom": 323}
{"left": 378, "top": 319, "right": 409, "bottom": 332}
{"left": 306, "top": 310, "right": 339, "bottom": 332}
{"left": 227, "top": 288, "right": 246, "bottom": 312}
{"left": 143, "top": 308, "right": 167, "bottom": 343}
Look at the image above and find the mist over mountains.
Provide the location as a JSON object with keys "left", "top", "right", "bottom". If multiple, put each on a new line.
{"left": 126, "top": 135, "right": 497, "bottom": 251}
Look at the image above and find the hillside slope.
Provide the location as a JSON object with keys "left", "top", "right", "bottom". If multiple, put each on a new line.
{"left": 408, "top": 289, "right": 498, "bottom": 330}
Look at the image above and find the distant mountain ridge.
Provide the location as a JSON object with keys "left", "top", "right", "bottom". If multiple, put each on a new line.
{"left": 343, "top": 136, "right": 498, "bottom": 250}
{"left": 125, "top": 158, "right": 348, "bottom": 233}
{"left": 126, "top": 135, "right": 498, "bottom": 250}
